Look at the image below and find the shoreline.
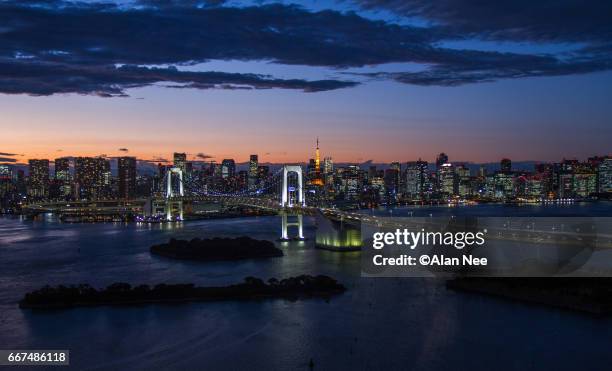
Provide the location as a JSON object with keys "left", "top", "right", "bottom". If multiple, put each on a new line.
{"left": 446, "top": 277, "right": 612, "bottom": 315}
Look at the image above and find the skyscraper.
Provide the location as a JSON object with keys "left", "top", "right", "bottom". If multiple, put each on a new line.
{"left": 0, "top": 165, "right": 12, "bottom": 202}
{"left": 221, "top": 159, "right": 235, "bottom": 179}
{"left": 385, "top": 163, "right": 401, "bottom": 203}
{"left": 405, "top": 160, "right": 428, "bottom": 199}
{"left": 74, "top": 157, "right": 108, "bottom": 200}
{"left": 439, "top": 163, "right": 456, "bottom": 196}
{"left": 54, "top": 157, "right": 71, "bottom": 198}
{"left": 54, "top": 157, "right": 70, "bottom": 180}
{"left": 248, "top": 154, "right": 258, "bottom": 190}
{"left": 323, "top": 156, "right": 333, "bottom": 185}
{"left": 599, "top": 158, "right": 612, "bottom": 194}
{"left": 435, "top": 153, "right": 449, "bottom": 193}
{"left": 28, "top": 159, "right": 50, "bottom": 198}
{"left": 118, "top": 156, "right": 137, "bottom": 199}
{"left": 173, "top": 152, "right": 187, "bottom": 172}
{"left": 436, "top": 153, "right": 449, "bottom": 169}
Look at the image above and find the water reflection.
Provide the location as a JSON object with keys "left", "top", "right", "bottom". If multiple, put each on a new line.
{"left": 1, "top": 205, "right": 612, "bottom": 370}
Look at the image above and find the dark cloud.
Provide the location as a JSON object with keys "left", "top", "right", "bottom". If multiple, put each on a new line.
{"left": 0, "top": 0, "right": 610, "bottom": 93}
{"left": 352, "top": 0, "right": 612, "bottom": 42}
{"left": 355, "top": 46, "right": 612, "bottom": 86}
{"left": 0, "top": 152, "right": 19, "bottom": 156}
{"left": 0, "top": 157, "right": 18, "bottom": 162}
{"left": 137, "top": 0, "right": 227, "bottom": 7}
{"left": 0, "top": 2, "right": 435, "bottom": 67}
{"left": 118, "top": 148, "right": 129, "bottom": 152}
{"left": 0, "top": 59, "right": 358, "bottom": 96}
{"left": 146, "top": 157, "right": 170, "bottom": 163}
{"left": 196, "top": 153, "right": 213, "bottom": 160}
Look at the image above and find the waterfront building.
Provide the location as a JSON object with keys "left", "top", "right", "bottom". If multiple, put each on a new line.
{"left": 494, "top": 172, "right": 515, "bottom": 199}
{"left": 28, "top": 159, "right": 49, "bottom": 198}
{"left": 54, "top": 157, "right": 72, "bottom": 199}
{"left": 525, "top": 174, "right": 544, "bottom": 198}
{"left": 439, "top": 163, "right": 456, "bottom": 196}
{"left": 456, "top": 164, "right": 471, "bottom": 197}
{"left": 573, "top": 172, "right": 597, "bottom": 198}
{"left": 405, "top": 160, "right": 428, "bottom": 200}
{"left": 74, "top": 157, "right": 109, "bottom": 200}
{"left": 598, "top": 158, "right": 612, "bottom": 195}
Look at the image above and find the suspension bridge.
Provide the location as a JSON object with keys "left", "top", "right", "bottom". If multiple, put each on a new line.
{"left": 22, "top": 164, "right": 612, "bottom": 249}
{"left": 23, "top": 164, "right": 325, "bottom": 240}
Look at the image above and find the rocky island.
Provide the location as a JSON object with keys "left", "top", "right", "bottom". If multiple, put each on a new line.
{"left": 150, "top": 236, "right": 283, "bottom": 261}
{"left": 447, "top": 277, "right": 612, "bottom": 315}
{"left": 19, "top": 275, "right": 346, "bottom": 309}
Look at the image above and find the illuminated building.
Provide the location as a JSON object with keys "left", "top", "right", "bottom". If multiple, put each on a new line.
{"left": 54, "top": 157, "right": 70, "bottom": 180}
{"left": 435, "top": 153, "right": 449, "bottom": 192}
{"left": 599, "top": 158, "right": 612, "bottom": 194}
{"left": 573, "top": 172, "right": 597, "bottom": 198}
{"left": 340, "top": 165, "right": 361, "bottom": 200}
{"left": 0, "top": 165, "right": 12, "bottom": 200}
{"left": 405, "top": 160, "right": 427, "bottom": 199}
{"left": 494, "top": 172, "right": 515, "bottom": 199}
{"left": 456, "top": 164, "right": 471, "bottom": 197}
{"left": 74, "top": 157, "right": 109, "bottom": 200}
{"left": 525, "top": 174, "right": 544, "bottom": 198}
{"left": 248, "top": 154, "right": 258, "bottom": 190}
{"left": 370, "top": 176, "right": 385, "bottom": 201}
{"left": 28, "top": 159, "right": 49, "bottom": 198}
{"left": 436, "top": 153, "right": 448, "bottom": 169}
{"left": 0, "top": 165, "right": 10, "bottom": 179}
{"left": 310, "top": 138, "right": 324, "bottom": 186}
{"left": 439, "top": 163, "right": 456, "bottom": 196}
{"left": 173, "top": 152, "right": 187, "bottom": 172}
{"left": 54, "top": 157, "right": 71, "bottom": 198}
{"left": 221, "top": 159, "right": 235, "bottom": 179}
{"left": 118, "top": 156, "right": 137, "bottom": 199}
{"left": 323, "top": 156, "right": 334, "bottom": 194}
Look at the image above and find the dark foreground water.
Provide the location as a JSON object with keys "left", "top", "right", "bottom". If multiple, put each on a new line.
{"left": 1, "top": 203, "right": 612, "bottom": 370}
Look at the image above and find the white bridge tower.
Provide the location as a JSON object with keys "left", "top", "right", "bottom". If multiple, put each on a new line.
{"left": 165, "top": 167, "right": 184, "bottom": 221}
{"left": 281, "top": 165, "right": 305, "bottom": 207}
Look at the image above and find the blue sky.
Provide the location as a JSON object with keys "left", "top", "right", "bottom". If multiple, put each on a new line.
{"left": 1, "top": 0, "right": 611, "bottom": 164}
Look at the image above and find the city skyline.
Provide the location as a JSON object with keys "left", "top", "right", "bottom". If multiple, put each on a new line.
{"left": 2, "top": 147, "right": 610, "bottom": 172}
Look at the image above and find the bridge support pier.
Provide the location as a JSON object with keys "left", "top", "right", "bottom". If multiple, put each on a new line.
{"left": 279, "top": 211, "right": 304, "bottom": 241}
{"left": 165, "top": 199, "right": 184, "bottom": 221}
